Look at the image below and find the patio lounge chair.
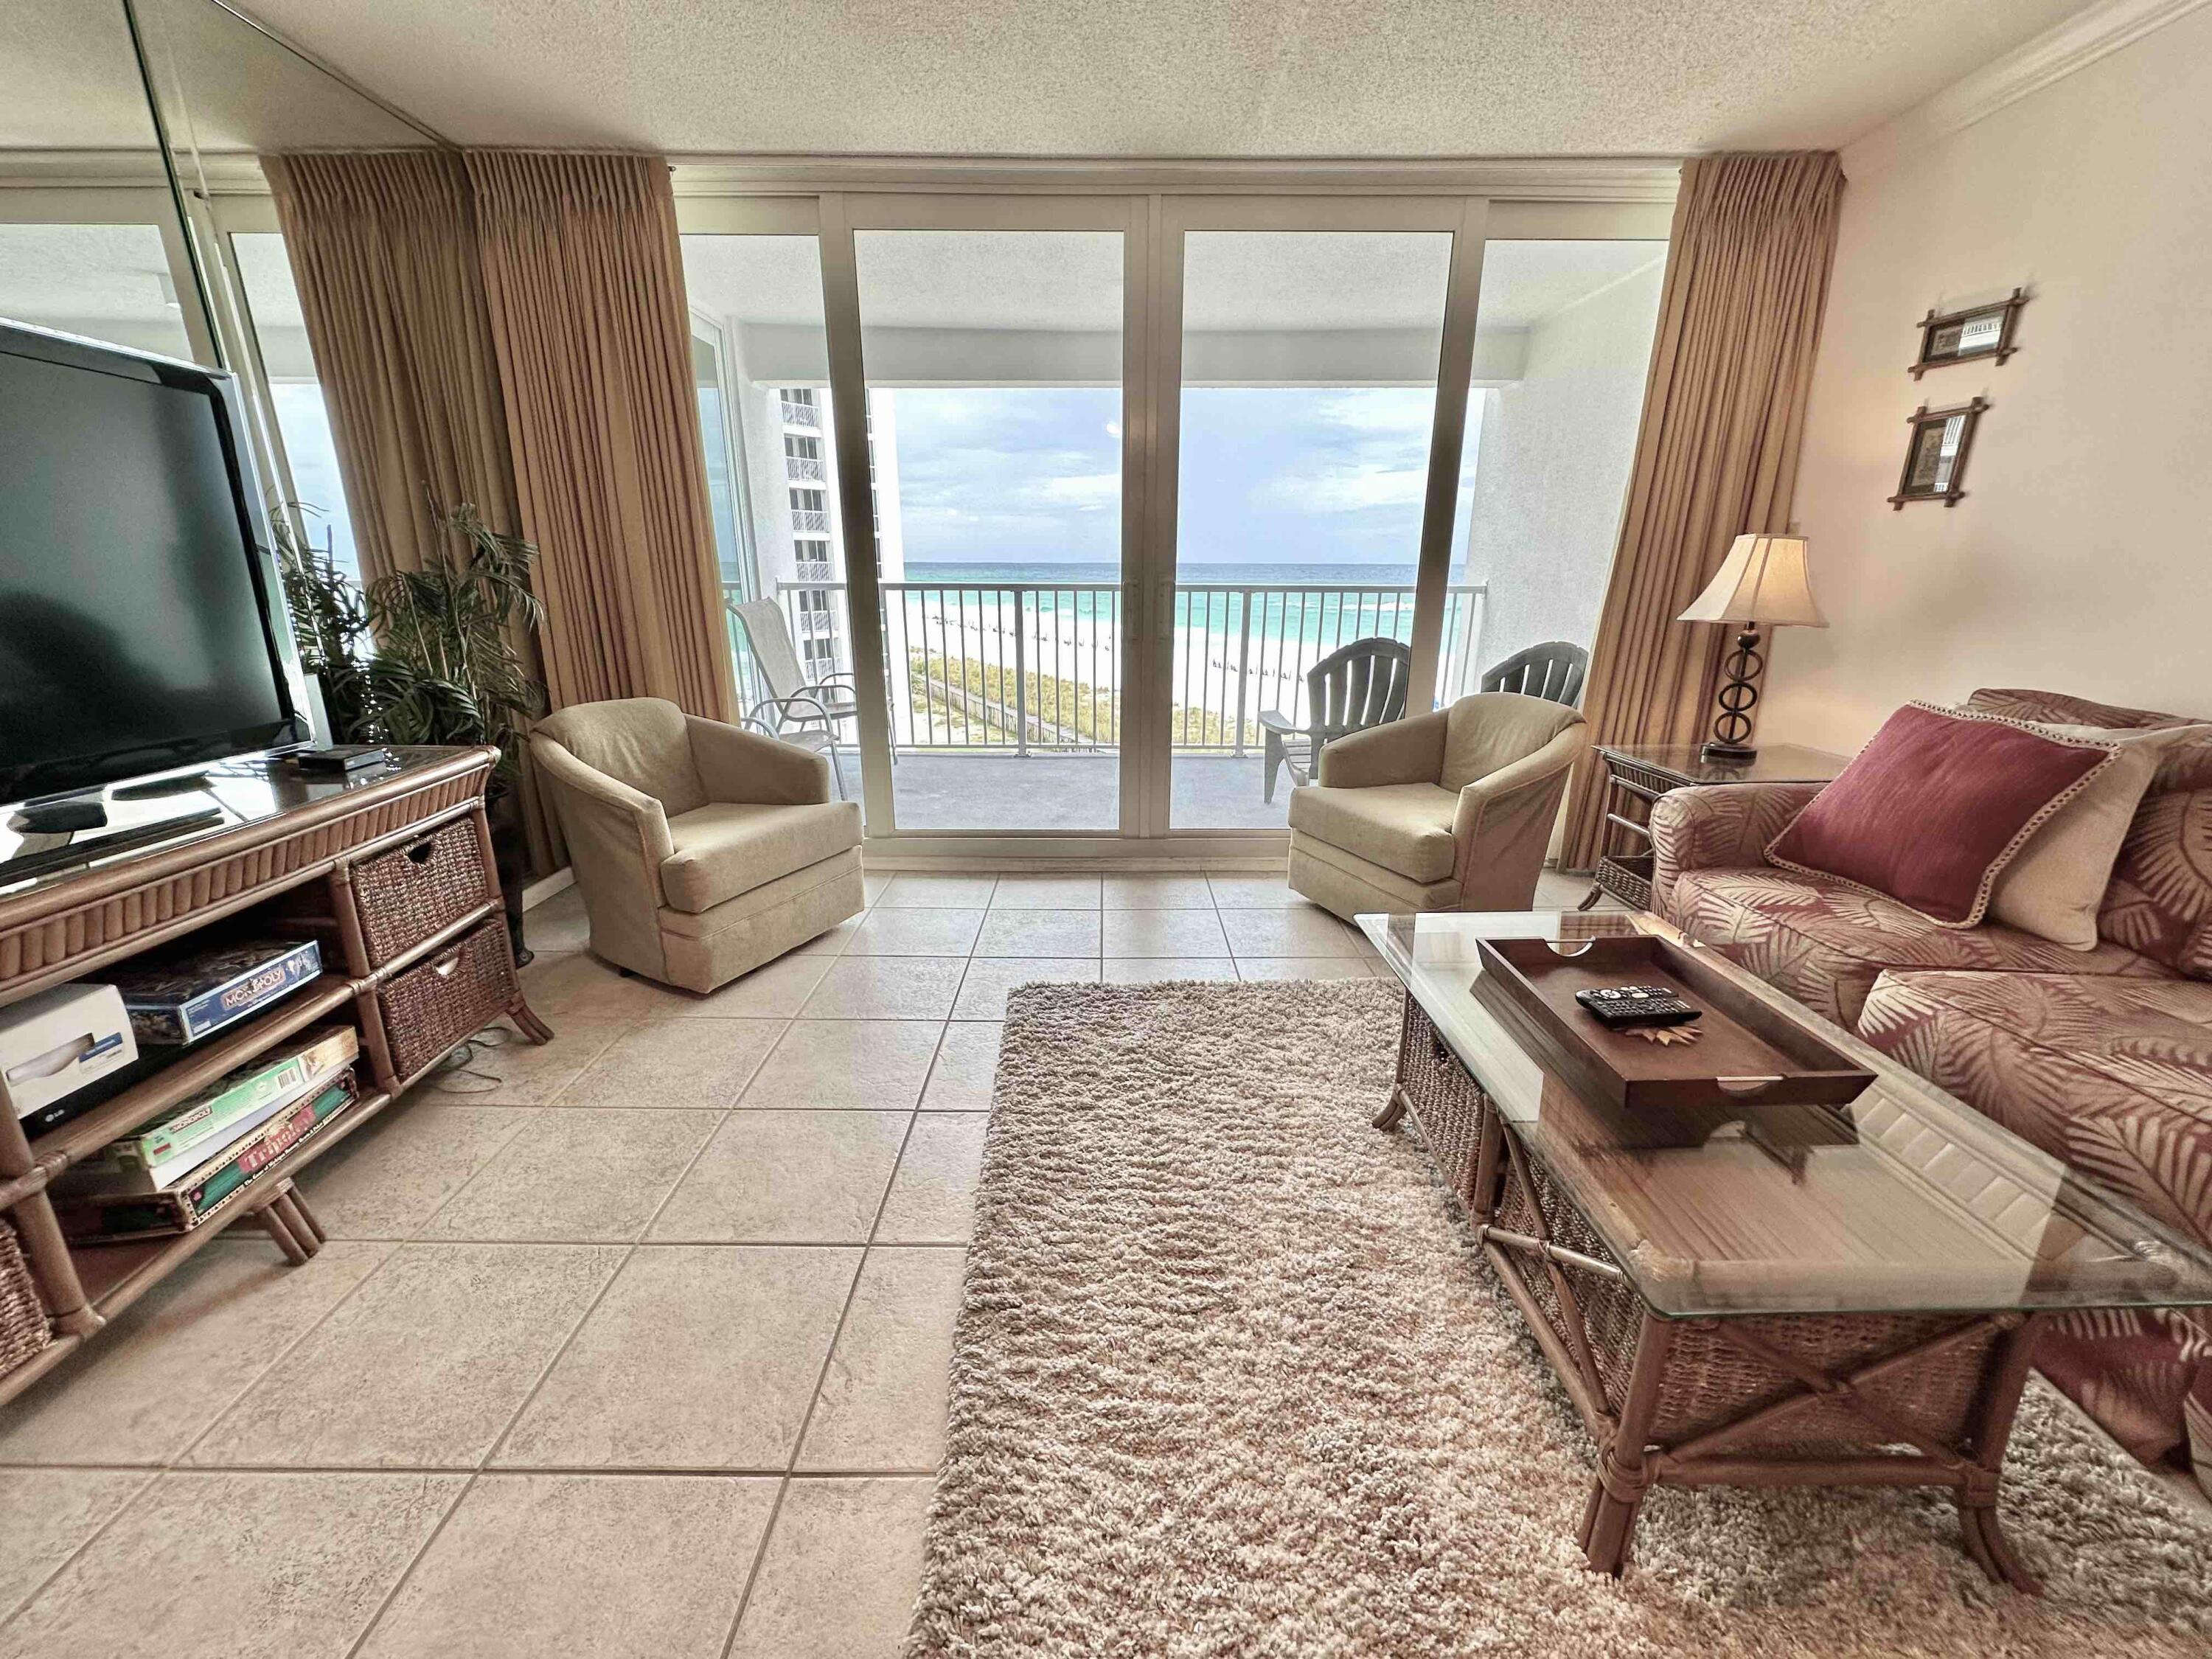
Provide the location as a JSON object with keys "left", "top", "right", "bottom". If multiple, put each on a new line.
{"left": 731, "top": 597, "right": 863, "bottom": 799}
{"left": 1479, "top": 639, "right": 1588, "bottom": 706}
{"left": 1257, "top": 636, "right": 1411, "bottom": 804}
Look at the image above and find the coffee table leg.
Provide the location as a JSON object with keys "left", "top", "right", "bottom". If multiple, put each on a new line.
{"left": 1578, "top": 1312, "right": 1677, "bottom": 1576}
{"left": 1953, "top": 1312, "right": 2048, "bottom": 1593}
{"left": 1372, "top": 1086, "right": 1409, "bottom": 1131}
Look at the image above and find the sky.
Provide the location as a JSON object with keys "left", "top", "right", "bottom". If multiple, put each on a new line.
{"left": 884, "top": 384, "right": 1476, "bottom": 571}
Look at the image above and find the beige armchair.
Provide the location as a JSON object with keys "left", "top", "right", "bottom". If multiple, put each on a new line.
{"left": 1287, "top": 692, "right": 1589, "bottom": 921}
{"left": 531, "top": 698, "right": 863, "bottom": 993}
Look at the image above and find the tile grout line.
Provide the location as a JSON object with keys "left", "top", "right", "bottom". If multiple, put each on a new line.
{"left": 476, "top": 1102, "right": 742, "bottom": 1469}
{"left": 170, "top": 1234, "right": 426, "bottom": 1470}
{"left": 716, "top": 1094, "right": 936, "bottom": 1659}
{"left": 339, "top": 1085, "right": 746, "bottom": 1659}
{"left": 0, "top": 1467, "right": 164, "bottom": 1635}
{"left": 2, "top": 1197, "right": 459, "bottom": 1639}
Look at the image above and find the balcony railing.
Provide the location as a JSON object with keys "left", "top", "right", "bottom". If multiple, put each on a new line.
{"left": 779, "top": 400, "right": 821, "bottom": 430}
{"left": 785, "top": 456, "right": 827, "bottom": 483}
{"left": 726, "top": 579, "right": 1488, "bottom": 757}
{"left": 790, "top": 509, "right": 832, "bottom": 535}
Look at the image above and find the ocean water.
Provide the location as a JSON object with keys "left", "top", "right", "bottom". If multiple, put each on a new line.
{"left": 880, "top": 562, "right": 1486, "bottom": 699}
{"left": 903, "top": 560, "right": 1423, "bottom": 587}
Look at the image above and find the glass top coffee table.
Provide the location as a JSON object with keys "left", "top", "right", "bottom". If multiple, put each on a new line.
{"left": 1360, "top": 908, "right": 2212, "bottom": 1588}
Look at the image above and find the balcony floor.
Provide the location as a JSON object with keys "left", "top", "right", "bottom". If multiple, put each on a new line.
{"left": 830, "top": 751, "right": 1296, "bottom": 832}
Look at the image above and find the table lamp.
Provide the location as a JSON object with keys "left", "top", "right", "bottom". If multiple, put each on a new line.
{"left": 1677, "top": 533, "right": 1826, "bottom": 764}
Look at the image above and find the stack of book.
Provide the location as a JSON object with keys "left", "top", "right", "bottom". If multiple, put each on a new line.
{"left": 51, "top": 1026, "right": 360, "bottom": 1242}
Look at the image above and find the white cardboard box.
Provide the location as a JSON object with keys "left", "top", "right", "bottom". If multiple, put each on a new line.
{"left": 0, "top": 982, "right": 138, "bottom": 1121}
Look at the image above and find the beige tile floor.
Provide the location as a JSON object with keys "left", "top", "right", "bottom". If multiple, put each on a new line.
{"left": 0, "top": 866, "right": 1537, "bottom": 1658}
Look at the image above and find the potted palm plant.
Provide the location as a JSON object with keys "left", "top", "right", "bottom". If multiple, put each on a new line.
{"left": 276, "top": 501, "right": 548, "bottom": 961}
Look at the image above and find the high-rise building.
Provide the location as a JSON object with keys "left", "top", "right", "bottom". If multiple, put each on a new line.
{"left": 689, "top": 310, "right": 907, "bottom": 702}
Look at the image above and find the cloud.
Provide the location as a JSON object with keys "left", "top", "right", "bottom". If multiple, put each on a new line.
{"left": 1313, "top": 388, "right": 1439, "bottom": 434}
{"left": 1255, "top": 465, "right": 1429, "bottom": 515}
{"left": 1036, "top": 472, "right": 1119, "bottom": 510}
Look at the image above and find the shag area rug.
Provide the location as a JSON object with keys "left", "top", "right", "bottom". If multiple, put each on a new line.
{"left": 905, "top": 978, "right": 2212, "bottom": 1659}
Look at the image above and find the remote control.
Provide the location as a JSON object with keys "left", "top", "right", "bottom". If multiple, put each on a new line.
{"left": 1573, "top": 984, "right": 1701, "bottom": 1029}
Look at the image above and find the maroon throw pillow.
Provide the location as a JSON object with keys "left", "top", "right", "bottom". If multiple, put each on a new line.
{"left": 1765, "top": 702, "right": 2117, "bottom": 927}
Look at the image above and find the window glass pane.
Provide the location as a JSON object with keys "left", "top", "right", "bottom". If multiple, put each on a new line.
{"left": 0, "top": 223, "right": 193, "bottom": 360}
{"left": 1441, "top": 240, "right": 1666, "bottom": 700}
{"left": 1171, "top": 229, "right": 1451, "bottom": 830}
{"left": 678, "top": 234, "right": 868, "bottom": 804}
{"left": 229, "top": 232, "right": 363, "bottom": 583}
{"left": 692, "top": 327, "right": 744, "bottom": 586}
{"left": 853, "top": 228, "right": 1125, "bottom": 833}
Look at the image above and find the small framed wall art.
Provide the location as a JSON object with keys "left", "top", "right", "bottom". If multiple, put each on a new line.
{"left": 1889, "top": 398, "right": 1986, "bottom": 508}
{"left": 1910, "top": 288, "right": 2026, "bottom": 378}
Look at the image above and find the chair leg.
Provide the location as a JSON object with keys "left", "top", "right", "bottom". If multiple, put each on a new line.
{"left": 1263, "top": 733, "right": 1283, "bottom": 804}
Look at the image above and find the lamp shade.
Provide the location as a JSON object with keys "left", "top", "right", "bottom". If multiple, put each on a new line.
{"left": 1678, "top": 534, "right": 1827, "bottom": 628}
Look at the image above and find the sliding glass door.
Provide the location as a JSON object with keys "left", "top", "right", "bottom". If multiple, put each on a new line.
{"left": 830, "top": 197, "right": 1144, "bottom": 835}
{"left": 1153, "top": 205, "right": 1465, "bottom": 830}
{"left": 659, "top": 185, "right": 1670, "bottom": 852}
{"left": 851, "top": 228, "right": 1124, "bottom": 830}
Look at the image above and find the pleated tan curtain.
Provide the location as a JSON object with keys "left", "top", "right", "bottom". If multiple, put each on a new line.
{"left": 1560, "top": 152, "right": 1845, "bottom": 872}
{"left": 262, "top": 152, "right": 520, "bottom": 585}
{"left": 263, "top": 150, "right": 559, "bottom": 874}
{"left": 465, "top": 150, "right": 739, "bottom": 723}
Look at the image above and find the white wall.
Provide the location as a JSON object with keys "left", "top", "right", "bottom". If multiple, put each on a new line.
{"left": 1458, "top": 258, "right": 1664, "bottom": 666}
{"left": 1763, "top": 5, "right": 2212, "bottom": 751}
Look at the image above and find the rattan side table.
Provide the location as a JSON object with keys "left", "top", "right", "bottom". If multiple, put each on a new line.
{"left": 1581, "top": 742, "right": 1846, "bottom": 909}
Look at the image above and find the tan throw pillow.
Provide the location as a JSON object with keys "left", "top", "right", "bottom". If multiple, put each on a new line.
{"left": 1989, "top": 721, "right": 2212, "bottom": 949}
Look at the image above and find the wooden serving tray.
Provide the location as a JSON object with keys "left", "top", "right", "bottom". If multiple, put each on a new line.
{"left": 1471, "top": 934, "right": 1875, "bottom": 1112}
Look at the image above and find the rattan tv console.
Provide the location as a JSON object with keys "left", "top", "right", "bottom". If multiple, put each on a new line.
{"left": 0, "top": 746, "right": 549, "bottom": 1408}
{"left": 1363, "top": 908, "right": 2212, "bottom": 1591}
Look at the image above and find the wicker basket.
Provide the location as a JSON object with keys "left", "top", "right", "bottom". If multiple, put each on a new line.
{"left": 351, "top": 815, "right": 491, "bottom": 967}
{"left": 1490, "top": 1141, "right": 2000, "bottom": 1454}
{"left": 1395, "top": 995, "right": 1495, "bottom": 1214}
{"left": 376, "top": 917, "right": 514, "bottom": 1081}
{"left": 1596, "top": 852, "right": 1655, "bottom": 910}
{"left": 0, "top": 1216, "right": 52, "bottom": 1377}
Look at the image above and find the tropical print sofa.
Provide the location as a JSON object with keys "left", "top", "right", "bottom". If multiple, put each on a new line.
{"left": 1649, "top": 687, "right": 2212, "bottom": 1496}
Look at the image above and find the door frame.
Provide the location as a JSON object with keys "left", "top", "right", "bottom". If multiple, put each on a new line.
{"left": 820, "top": 192, "right": 1152, "bottom": 844}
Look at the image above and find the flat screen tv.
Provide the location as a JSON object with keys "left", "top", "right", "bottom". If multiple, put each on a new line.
{"left": 0, "top": 321, "right": 306, "bottom": 805}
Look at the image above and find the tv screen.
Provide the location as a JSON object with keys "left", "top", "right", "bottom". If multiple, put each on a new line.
{"left": 0, "top": 326, "right": 301, "bottom": 802}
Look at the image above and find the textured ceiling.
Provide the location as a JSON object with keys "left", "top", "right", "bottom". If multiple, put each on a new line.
{"left": 234, "top": 0, "right": 2094, "bottom": 155}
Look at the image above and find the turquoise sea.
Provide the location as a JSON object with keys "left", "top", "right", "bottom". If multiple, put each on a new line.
{"left": 894, "top": 561, "right": 1473, "bottom": 650}
{"left": 904, "top": 560, "right": 1419, "bottom": 586}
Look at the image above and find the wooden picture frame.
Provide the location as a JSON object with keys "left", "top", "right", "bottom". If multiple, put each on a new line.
{"left": 1889, "top": 399, "right": 1986, "bottom": 509}
{"left": 1910, "top": 289, "right": 2025, "bottom": 378}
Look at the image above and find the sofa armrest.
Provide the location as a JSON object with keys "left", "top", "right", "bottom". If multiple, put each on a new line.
{"left": 530, "top": 734, "right": 678, "bottom": 910}
{"left": 1647, "top": 782, "right": 1824, "bottom": 917}
{"left": 686, "top": 715, "right": 834, "bottom": 806}
{"left": 1450, "top": 723, "right": 1590, "bottom": 911}
{"left": 1315, "top": 710, "right": 1448, "bottom": 790}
